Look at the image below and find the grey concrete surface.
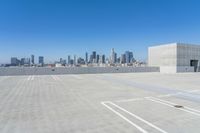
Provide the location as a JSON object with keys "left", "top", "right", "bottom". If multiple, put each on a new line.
{"left": 0, "top": 73, "right": 200, "bottom": 133}
{"left": 0, "top": 67, "right": 159, "bottom": 76}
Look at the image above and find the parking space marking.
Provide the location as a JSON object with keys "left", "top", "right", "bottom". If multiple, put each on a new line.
{"left": 51, "top": 75, "right": 61, "bottom": 81}
{"left": 27, "top": 76, "right": 31, "bottom": 81}
{"left": 115, "top": 89, "right": 200, "bottom": 103}
{"left": 27, "top": 76, "right": 34, "bottom": 81}
{"left": 157, "top": 92, "right": 182, "bottom": 98}
{"left": 101, "top": 102, "right": 148, "bottom": 133}
{"left": 158, "top": 90, "right": 200, "bottom": 98}
{"left": 51, "top": 75, "right": 57, "bottom": 81}
{"left": 108, "top": 102, "right": 168, "bottom": 133}
{"left": 70, "top": 75, "right": 83, "bottom": 80}
{"left": 116, "top": 98, "right": 144, "bottom": 103}
{"left": 102, "top": 89, "right": 200, "bottom": 132}
{"left": 146, "top": 97, "right": 200, "bottom": 117}
{"left": 31, "top": 76, "right": 34, "bottom": 80}
{"left": 149, "top": 97, "right": 200, "bottom": 113}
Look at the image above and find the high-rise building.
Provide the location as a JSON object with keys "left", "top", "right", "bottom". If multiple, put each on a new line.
{"left": 74, "top": 55, "right": 76, "bottom": 65}
{"left": 60, "top": 58, "right": 63, "bottom": 63}
{"left": 11, "top": 57, "right": 20, "bottom": 66}
{"left": 31, "top": 55, "right": 34, "bottom": 64}
{"left": 77, "top": 57, "right": 85, "bottom": 65}
{"left": 68, "top": 55, "right": 71, "bottom": 64}
{"left": 92, "top": 51, "right": 96, "bottom": 59}
{"left": 102, "top": 54, "right": 106, "bottom": 64}
{"left": 125, "top": 51, "right": 134, "bottom": 63}
{"left": 85, "top": 52, "right": 88, "bottom": 64}
{"left": 96, "top": 54, "right": 100, "bottom": 63}
{"left": 110, "top": 48, "right": 117, "bottom": 64}
{"left": 92, "top": 51, "right": 96, "bottom": 63}
{"left": 88, "top": 51, "right": 97, "bottom": 64}
{"left": 39, "top": 56, "right": 44, "bottom": 66}
{"left": 89, "top": 54, "right": 93, "bottom": 63}
{"left": 117, "top": 57, "right": 120, "bottom": 63}
{"left": 120, "top": 54, "right": 126, "bottom": 64}
{"left": 70, "top": 59, "right": 74, "bottom": 65}
{"left": 20, "top": 58, "right": 25, "bottom": 65}
{"left": 129, "top": 52, "right": 133, "bottom": 63}
{"left": 24, "top": 58, "right": 30, "bottom": 66}
{"left": 125, "top": 51, "right": 130, "bottom": 63}
{"left": 59, "top": 58, "right": 66, "bottom": 65}
{"left": 99, "top": 54, "right": 106, "bottom": 64}
{"left": 19, "top": 58, "right": 30, "bottom": 66}
{"left": 114, "top": 53, "right": 117, "bottom": 63}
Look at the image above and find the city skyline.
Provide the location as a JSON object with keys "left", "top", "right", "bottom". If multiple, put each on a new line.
{"left": 8, "top": 48, "right": 137, "bottom": 66}
{"left": 1, "top": 0, "right": 200, "bottom": 63}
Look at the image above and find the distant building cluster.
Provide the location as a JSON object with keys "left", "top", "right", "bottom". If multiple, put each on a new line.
{"left": 2, "top": 48, "right": 145, "bottom": 67}
{"left": 9, "top": 55, "right": 44, "bottom": 67}
{"left": 60, "top": 48, "right": 142, "bottom": 67}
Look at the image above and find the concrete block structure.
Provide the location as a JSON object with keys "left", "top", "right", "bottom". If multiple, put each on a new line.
{"left": 148, "top": 43, "right": 200, "bottom": 73}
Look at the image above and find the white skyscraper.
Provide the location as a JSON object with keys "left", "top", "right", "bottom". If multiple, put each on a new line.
{"left": 110, "top": 48, "right": 116, "bottom": 64}
{"left": 74, "top": 55, "right": 77, "bottom": 65}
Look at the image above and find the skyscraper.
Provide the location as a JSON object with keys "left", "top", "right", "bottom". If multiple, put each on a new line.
{"left": 125, "top": 51, "right": 134, "bottom": 63}
{"left": 85, "top": 52, "right": 88, "bottom": 64}
{"left": 92, "top": 51, "right": 96, "bottom": 59}
{"left": 110, "top": 48, "right": 117, "bottom": 64}
{"left": 92, "top": 51, "right": 96, "bottom": 63}
{"left": 120, "top": 54, "right": 126, "bottom": 64}
{"left": 39, "top": 56, "right": 44, "bottom": 66}
{"left": 60, "top": 58, "right": 63, "bottom": 63}
{"left": 24, "top": 58, "right": 30, "bottom": 66}
{"left": 99, "top": 54, "right": 106, "bottom": 64}
{"left": 74, "top": 55, "right": 76, "bottom": 65}
{"left": 96, "top": 54, "right": 100, "bottom": 63}
{"left": 20, "top": 58, "right": 25, "bottom": 65}
{"left": 60, "top": 58, "right": 66, "bottom": 65}
{"left": 11, "top": 57, "right": 20, "bottom": 66}
{"left": 125, "top": 51, "right": 129, "bottom": 63}
{"left": 114, "top": 53, "right": 117, "bottom": 63}
{"left": 68, "top": 55, "right": 71, "bottom": 64}
{"left": 129, "top": 52, "right": 133, "bottom": 63}
{"left": 31, "top": 55, "right": 34, "bottom": 65}
{"left": 89, "top": 54, "right": 93, "bottom": 63}
{"left": 102, "top": 54, "right": 105, "bottom": 64}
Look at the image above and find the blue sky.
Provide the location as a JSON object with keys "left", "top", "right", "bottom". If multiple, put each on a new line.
{"left": 0, "top": 0, "right": 200, "bottom": 63}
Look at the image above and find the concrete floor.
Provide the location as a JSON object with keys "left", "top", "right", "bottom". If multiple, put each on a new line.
{"left": 0, "top": 72, "right": 200, "bottom": 133}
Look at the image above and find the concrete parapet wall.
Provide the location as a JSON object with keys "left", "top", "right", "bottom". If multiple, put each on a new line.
{"left": 0, "top": 67, "right": 159, "bottom": 76}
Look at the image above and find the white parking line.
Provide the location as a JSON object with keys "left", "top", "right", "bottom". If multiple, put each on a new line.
{"left": 146, "top": 97, "right": 200, "bottom": 117}
{"left": 188, "top": 90, "right": 200, "bottom": 93}
{"left": 150, "top": 97, "right": 200, "bottom": 114}
{"left": 31, "top": 76, "right": 34, "bottom": 80}
{"left": 108, "top": 102, "right": 168, "bottom": 133}
{"left": 51, "top": 75, "right": 61, "bottom": 81}
{"left": 157, "top": 92, "right": 182, "bottom": 98}
{"left": 116, "top": 98, "right": 144, "bottom": 103}
{"left": 70, "top": 75, "right": 82, "bottom": 80}
{"left": 115, "top": 89, "right": 200, "bottom": 103}
{"left": 158, "top": 90, "right": 200, "bottom": 98}
{"left": 27, "top": 75, "right": 35, "bottom": 81}
{"left": 101, "top": 102, "right": 148, "bottom": 133}
{"left": 51, "top": 75, "right": 57, "bottom": 80}
{"left": 27, "top": 76, "right": 31, "bottom": 81}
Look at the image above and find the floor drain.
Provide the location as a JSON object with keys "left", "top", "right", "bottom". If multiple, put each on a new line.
{"left": 174, "top": 105, "right": 184, "bottom": 108}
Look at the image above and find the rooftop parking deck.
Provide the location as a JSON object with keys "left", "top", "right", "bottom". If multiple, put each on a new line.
{"left": 0, "top": 73, "right": 200, "bottom": 133}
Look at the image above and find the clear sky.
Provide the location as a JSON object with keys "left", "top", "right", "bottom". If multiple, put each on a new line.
{"left": 0, "top": 0, "right": 200, "bottom": 63}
